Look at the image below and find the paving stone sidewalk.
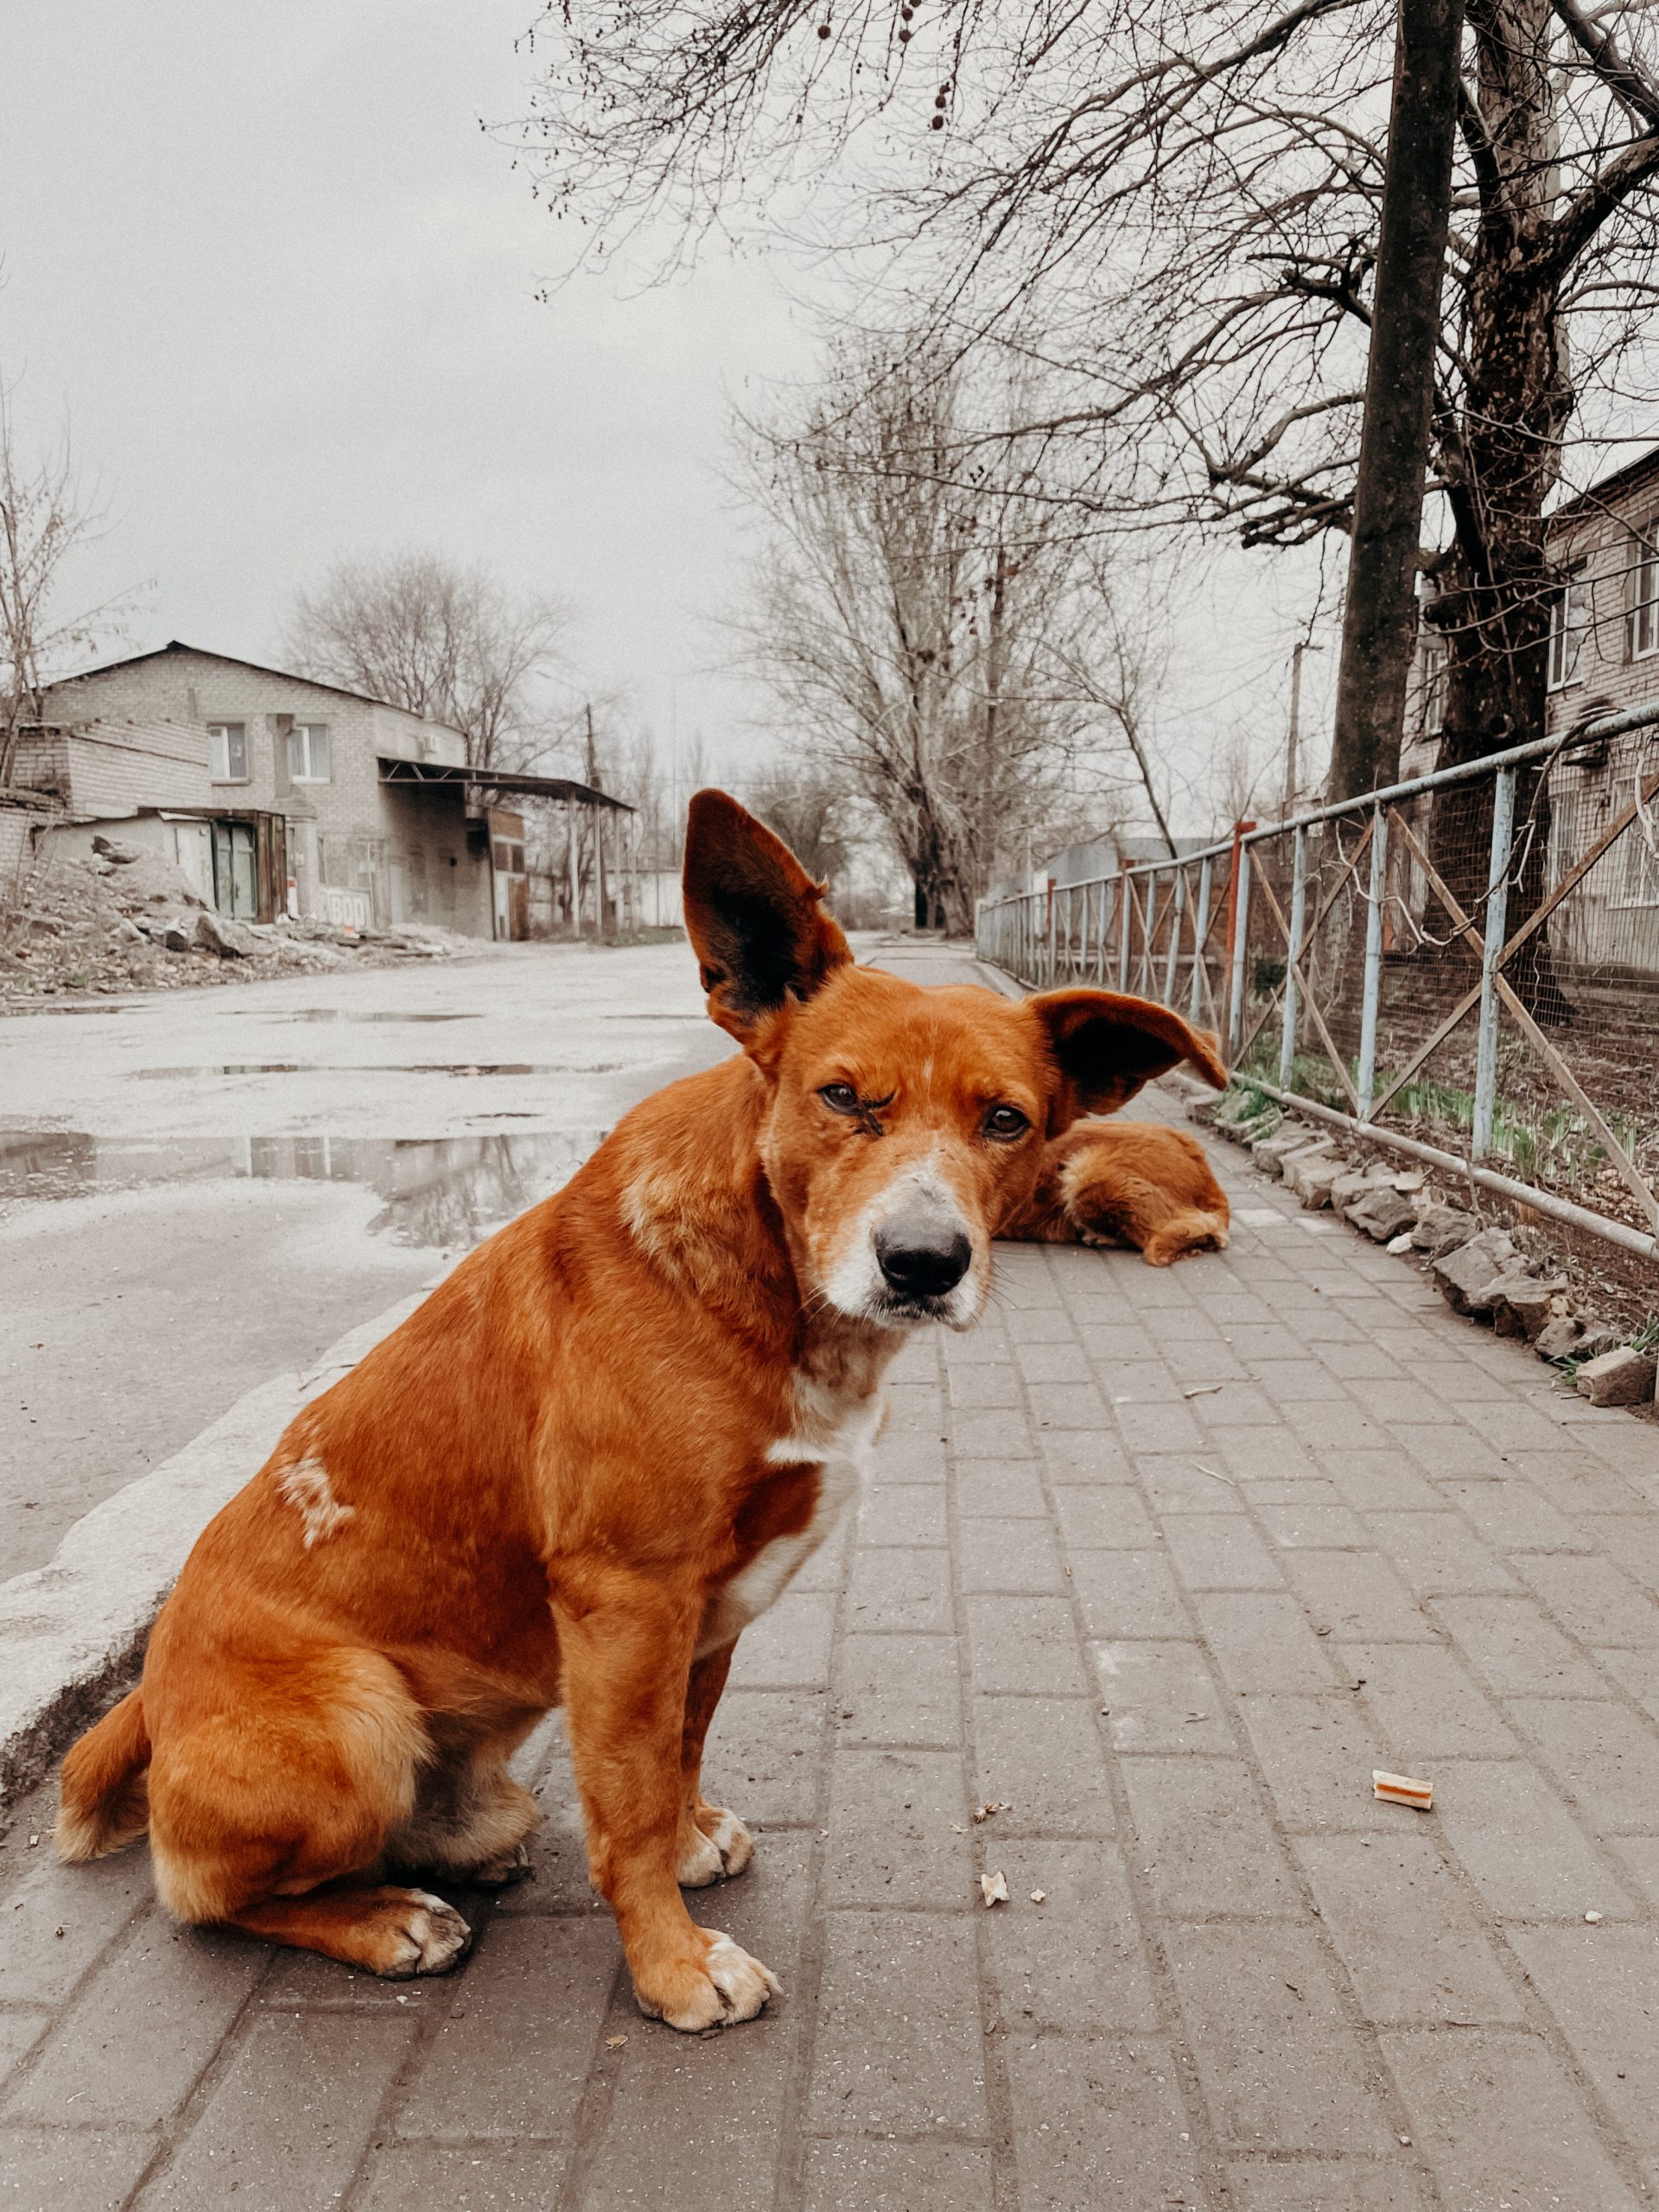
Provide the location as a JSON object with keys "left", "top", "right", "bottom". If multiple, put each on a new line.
{"left": 6, "top": 1027, "right": 1659, "bottom": 2205}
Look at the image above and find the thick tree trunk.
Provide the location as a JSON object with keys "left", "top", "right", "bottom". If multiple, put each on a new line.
{"left": 1328, "top": 0, "right": 1466, "bottom": 798}
{"left": 1425, "top": 0, "right": 1574, "bottom": 1018}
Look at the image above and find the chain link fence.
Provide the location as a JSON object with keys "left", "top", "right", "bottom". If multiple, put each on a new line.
{"left": 976, "top": 703, "right": 1659, "bottom": 1271}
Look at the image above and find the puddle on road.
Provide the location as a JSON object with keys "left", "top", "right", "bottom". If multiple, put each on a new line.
{"left": 0, "top": 1129, "right": 603, "bottom": 1249}
{"left": 130, "top": 1063, "right": 623, "bottom": 1079}
{"left": 224, "top": 1009, "right": 480, "bottom": 1024}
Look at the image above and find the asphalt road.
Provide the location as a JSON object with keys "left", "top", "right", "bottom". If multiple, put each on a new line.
{"left": 0, "top": 940, "right": 734, "bottom": 1580}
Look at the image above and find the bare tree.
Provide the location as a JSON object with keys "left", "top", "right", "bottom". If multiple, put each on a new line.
{"left": 520, "top": 0, "right": 1659, "bottom": 796}
{"left": 731, "top": 340, "right": 1145, "bottom": 928}
{"left": 741, "top": 762, "right": 861, "bottom": 886}
{"left": 285, "top": 552, "right": 574, "bottom": 774}
{"left": 0, "top": 386, "right": 136, "bottom": 785}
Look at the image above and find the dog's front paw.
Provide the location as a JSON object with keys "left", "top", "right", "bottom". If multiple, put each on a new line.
{"left": 371, "top": 1890, "right": 473, "bottom": 1978}
{"left": 466, "top": 1840, "right": 534, "bottom": 1888}
{"left": 676, "top": 1806, "right": 753, "bottom": 1888}
{"left": 633, "top": 1928, "right": 781, "bottom": 2031}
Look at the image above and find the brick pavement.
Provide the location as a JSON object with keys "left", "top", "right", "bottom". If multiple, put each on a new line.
{"left": 6, "top": 987, "right": 1659, "bottom": 2204}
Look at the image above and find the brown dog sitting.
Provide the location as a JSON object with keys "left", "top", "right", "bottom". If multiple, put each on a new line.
{"left": 1004, "top": 1118, "right": 1231, "bottom": 1267}
{"left": 54, "top": 791, "right": 1230, "bottom": 2033}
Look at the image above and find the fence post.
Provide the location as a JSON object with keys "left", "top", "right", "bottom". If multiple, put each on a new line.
{"left": 1224, "top": 823, "right": 1255, "bottom": 1061}
{"left": 1279, "top": 824, "right": 1307, "bottom": 1088}
{"left": 1162, "top": 867, "right": 1185, "bottom": 1005}
{"left": 1118, "top": 868, "right": 1133, "bottom": 991}
{"left": 1357, "top": 805, "right": 1389, "bottom": 1120}
{"left": 1471, "top": 766, "right": 1516, "bottom": 1160}
{"left": 1046, "top": 878, "right": 1057, "bottom": 987}
{"left": 1189, "top": 856, "right": 1213, "bottom": 1022}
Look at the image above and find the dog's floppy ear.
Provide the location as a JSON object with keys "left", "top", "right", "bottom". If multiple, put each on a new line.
{"left": 682, "top": 789, "right": 853, "bottom": 1048}
{"left": 1029, "top": 988, "right": 1229, "bottom": 1131}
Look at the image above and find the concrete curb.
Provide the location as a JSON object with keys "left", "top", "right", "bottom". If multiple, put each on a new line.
{"left": 0, "top": 1291, "right": 427, "bottom": 1812}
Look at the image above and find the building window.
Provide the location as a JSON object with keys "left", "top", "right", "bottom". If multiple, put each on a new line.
{"left": 1629, "top": 522, "right": 1659, "bottom": 661}
{"left": 1421, "top": 634, "right": 1447, "bottom": 734}
{"left": 208, "top": 722, "right": 248, "bottom": 782}
{"left": 1547, "top": 571, "right": 1589, "bottom": 690}
{"left": 288, "top": 723, "right": 332, "bottom": 782}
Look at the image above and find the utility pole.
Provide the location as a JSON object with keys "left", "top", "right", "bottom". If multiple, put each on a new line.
{"left": 1327, "top": 0, "right": 1465, "bottom": 799}
{"left": 584, "top": 702, "right": 608, "bottom": 938}
{"left": 1284, "top": 640, "right": 1325, "bottom": 819}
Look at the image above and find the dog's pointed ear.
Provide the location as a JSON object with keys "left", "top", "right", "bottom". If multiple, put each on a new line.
{"left": 682, "top": 789, "right": 852, "bottom": 1048}
{"left": 1029, "top": 988, "right": 1229, "bottom": 1131}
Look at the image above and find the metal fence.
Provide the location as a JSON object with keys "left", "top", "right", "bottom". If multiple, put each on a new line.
{"left": 976, "top": 704, "right": 1659, "bottom": 1267}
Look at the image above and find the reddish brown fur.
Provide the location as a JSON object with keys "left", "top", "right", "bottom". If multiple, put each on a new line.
{"left": 58, "top": 790, "right": 1226, "bottom": 2031}
{"left": 1005, "top": 1120, "right": 1231, "bottom": 1267}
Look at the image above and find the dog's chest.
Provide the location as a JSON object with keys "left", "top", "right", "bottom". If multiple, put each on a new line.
{"left": 698, "top": 1378, "right": 883, "bottom": 1655}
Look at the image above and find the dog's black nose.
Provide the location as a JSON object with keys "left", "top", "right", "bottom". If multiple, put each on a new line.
{"left": 875, "top": 1217, "right": 973, "bottom": 1300}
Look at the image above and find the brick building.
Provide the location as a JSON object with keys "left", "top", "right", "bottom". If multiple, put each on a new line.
{"left": 1401, "top": 446, "right": 1659, "bottom": 977}
{"left": 1407, "top": 443, "right": 1659, "bottom": 769}
{"left": 35, "top": 642, "right": 628, "bottom": 938}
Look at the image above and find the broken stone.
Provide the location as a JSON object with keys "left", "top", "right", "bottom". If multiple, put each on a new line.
{"left": 1535, "top": 1315, "right": 1586, "bottom": 1362}
{"left": 162, "top": 921, "right": 194, "bottom": 953}
{"left": 1576, "top": 1324, "right": 1622, "bottom": 1361}
{"left": 113, "top": 918, "right": 144, "bottom": 944}
{"left": 1575, "top": 1346, "right": 1657, "bottom": 1408}
{"left": 91, "top": 836, "right": 144, "bottom": 864}
{"left": 1287, "top": 1152, "right": 1346, "bottom": 1210}
{"left": 1252, "top": 1128, "right": 1319, "bottom": 1177}
{"left": 1431, "top": 1228, "right": 1518, "bottom": 1316}
{"left": 1329, "top": 1165, "right": 1396, "bottom": 1211}
{"left": 194, "top": 909, "right": 253, "bottom": 958}
{"left": 1344, "top": 1186, "right": 1419, "bottom": 1243}
{"left": 1411, "top": 1205, "right": 1476, "bottom": 1258}
{"left": 1489, "top": 1276, "right": 1569, "bottom": 1342}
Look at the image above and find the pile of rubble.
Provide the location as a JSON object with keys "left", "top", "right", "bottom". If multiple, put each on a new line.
{"left": 0, "top": 840, "right": 468, "bottom": 1002}
{"left": 1198, "top": 1089, "right": 1657, "bottom": 1414}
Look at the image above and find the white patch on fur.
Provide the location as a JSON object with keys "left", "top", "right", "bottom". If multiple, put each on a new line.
{"left": 820, "top": 1147, "right": 984, "bottom": 1331}
{"left": 389, "top": 1890, "right": 472, "bottom": 1976}
{"left": 677, "top": 1827, "right": 726, "bottom": 1886}
{"left": 708, "top": 1808, "right": 747, "bottom": 1859}
{"left": 278, "top": 1455, "right": 355, "bottom": 1549}
{"left": 705, "top": 1930, "right": 782, "bottom": 2011}
{"left": 697, "top": 1376, "right": 883, "bottom": 1656}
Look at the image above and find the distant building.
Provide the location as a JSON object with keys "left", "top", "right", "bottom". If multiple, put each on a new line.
{"left": 29, "top": 641, "right": 626, "bottom": 938}
{"left": 1405, "top": 442, "right": 1659, "bottom": 772}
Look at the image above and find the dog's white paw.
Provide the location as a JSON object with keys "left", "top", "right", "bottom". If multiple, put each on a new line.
{"left": 641, "top": 1929, "right": 781, "bottom": 2031}
{"left": 378, "top": 1891, "right": 472, "bottom": 1977}
{"left": 677, "top": 1808, "right": 753, "bottom": 1888}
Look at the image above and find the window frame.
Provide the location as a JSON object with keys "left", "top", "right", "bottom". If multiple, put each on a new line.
{"left": 1547, "top": 568, "right": 1590, "bottom": 692}
{"left": 1630, "top": 518, "right": 1659, "bottom": 662}
{"left": 1421, "top": 633, "right": 1447, "bottom": 735}
{"left": 207, "top": 721, "right": 249, "bottom": 783}
{"left": 289, "top": 723, "right": 333, "bottom": 783}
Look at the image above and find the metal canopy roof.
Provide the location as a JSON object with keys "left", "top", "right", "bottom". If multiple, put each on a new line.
{"left": 376, "top": 756, "right": 632, "bottom": 810}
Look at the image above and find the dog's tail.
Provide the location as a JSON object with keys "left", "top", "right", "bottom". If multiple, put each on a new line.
{"left": 1141, "top": 1208, "right": 1230, "bottom": 1268}
{"left": 56, "top": 1687, "right": 151, "bottom": 1862}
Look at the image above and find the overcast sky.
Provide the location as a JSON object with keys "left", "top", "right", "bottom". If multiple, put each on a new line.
{"left": 5, "top": 0, "right": 1342, "bottom": 824}
{"left": 3, "top": 0, "right": 824, "bottom": 780}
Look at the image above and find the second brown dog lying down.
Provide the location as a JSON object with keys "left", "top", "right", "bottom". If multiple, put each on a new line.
{"left": 1003, "top": 1120, "right": 1231, "bottom": 1267}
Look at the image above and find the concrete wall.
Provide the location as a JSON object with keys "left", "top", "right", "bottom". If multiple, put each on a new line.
{"left": 43, "top": 651, "right": 490, "bottom": 933}
{"left": 0, "top": 802, "right": 42, "bottom": 893}
{"left": 41, "top": 813, "right": 216, "bottom": 906}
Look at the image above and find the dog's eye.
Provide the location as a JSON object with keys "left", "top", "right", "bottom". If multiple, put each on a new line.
{"left": 984, "top": 1104, "right": 1030, "bottom": 1141}
{"left": 819, "top": 1083, "right": 861, "bottom": 1115}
